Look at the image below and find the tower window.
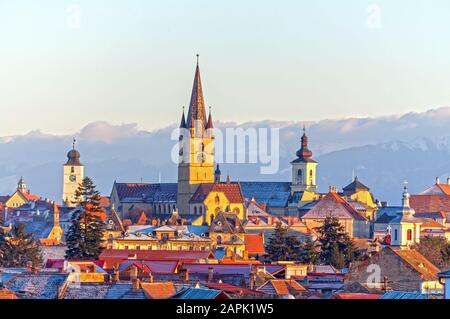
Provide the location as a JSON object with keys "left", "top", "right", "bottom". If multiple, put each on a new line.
{"left": 407, "top": 229, "right": 412, "bottom": 241}
{"left": 71, "top": 166, "right": 75, "bottom": 173}
{"left": 394, "top": 229, "right": 398, "bottom": 241}
{"left": 194, "top": 206, "right": 197, "bottom": 214}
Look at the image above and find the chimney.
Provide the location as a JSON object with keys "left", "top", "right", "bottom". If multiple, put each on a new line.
{"left": 447, "top": 178, "right": 450, "bottom": 185}
{"left": 208, "top": 267, "right": 214, "bottom": 282}
{"left": 249, "top": 266, "right": 256, "bottom": 290}
{"left": 112, "top": 265, "right": 120, "bottom": 283}
{"left": 132, "top": 278, "right": 141, "bottom": 290}
{"left": 436, "top": 177, "right": 440, "bottom": 184}
{"left": 267, "top": 215, "right": 273, "bottom": 225}
{"left": 130, "top": 265, "right": 138, "bottom": 282}
{"left": 179, "top": 267, "right": 189, "bottom": 284}
{"left": 148, "top": 273, "right": 154, "bottom": 283}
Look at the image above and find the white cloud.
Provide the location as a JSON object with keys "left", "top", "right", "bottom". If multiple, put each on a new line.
{"left": 78, "top": 121, "right": 141, "bottom": 143}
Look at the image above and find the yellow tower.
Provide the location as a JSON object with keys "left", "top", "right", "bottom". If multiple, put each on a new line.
{"left": 177, "top": 56, "right": 215, "bottom": 214}
{"left": 63, "top": 138, "right": 84, "bottom": 207}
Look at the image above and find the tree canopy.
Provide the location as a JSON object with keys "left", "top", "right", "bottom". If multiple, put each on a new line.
{"left": 65, "top": 176, "right": 106, "bottom": 260}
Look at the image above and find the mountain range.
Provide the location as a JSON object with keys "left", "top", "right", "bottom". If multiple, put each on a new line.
{"left": 2, "top": 107, "right": 450, "bottom": 205}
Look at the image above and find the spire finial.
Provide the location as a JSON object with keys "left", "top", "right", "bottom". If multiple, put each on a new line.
{"left": 72, "top": 137, "right": 76, "bottom": 150}
{"left": 303, "top": 124, "right": 306, "bottom": 134}
{"left": 196, "top": 54, "right": 199, "bottom": 65}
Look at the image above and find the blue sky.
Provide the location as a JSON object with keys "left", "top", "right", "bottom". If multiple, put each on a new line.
{"left": 1, "top": 0, "right": 450, "bottom": 135}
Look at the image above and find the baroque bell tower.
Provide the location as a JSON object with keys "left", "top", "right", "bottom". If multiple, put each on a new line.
{"left": 291, "top": 126, "right": 318, "bottom": 194}
{"left": 177, "top": 55, "right": 215, "bottom": 214}
{"left": 63, "top": 138, "right": 84, "bottom": 207}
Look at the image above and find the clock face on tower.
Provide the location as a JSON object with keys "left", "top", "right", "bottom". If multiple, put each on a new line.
{"left": 69, "top": 175, "right": 77, "bottom": 182}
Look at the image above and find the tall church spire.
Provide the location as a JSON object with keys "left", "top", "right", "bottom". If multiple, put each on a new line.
{"left": 180, "top": 106, "right": 186, "bottom": 128}
{"left": 186, "top": 54, "right": 207, "bottom": 132}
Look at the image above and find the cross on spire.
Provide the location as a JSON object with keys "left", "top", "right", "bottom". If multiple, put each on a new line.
{"left": 72, "top": 137, "right": 76, "bottom": 150}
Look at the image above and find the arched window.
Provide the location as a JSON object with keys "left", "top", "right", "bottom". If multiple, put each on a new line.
{"left": 297, "top": 169, "right": 302, "bottom": 184}
{"left": 217, "top": 235, "right": 222, "bottom": 245}
{"left": 194, "top": 206, "right": 197, "bottom": 215}
{"left": 199, "top": 206, "right": 203, "bottom": 214}
{"left": 71, "top": 166, "right": 75, "bottom": 173}
{"left": 394, "top": 229, "right": 398, "bottom": 241}
{"left": 407, "top": 229, "right": 412, "bottom": 241}
{"left": 233, "top": 207, "right": 240, "bottom": 215}
{"left": 210, "top": 214, "right": 214, "bottom": 224}
{"left": 215, "top": 195, "right": 220, "bottom": 205}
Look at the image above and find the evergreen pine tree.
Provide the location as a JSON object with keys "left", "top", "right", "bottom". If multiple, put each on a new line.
{"left": 330, "top": 243, "right": 345, "bottom": 268}
{"left": 266, "top": 222, "right": 301, "bottom": 261}
{"left": 0, "top": 224, "right": 43, "bottom": 267}
{"left": 65, "top": 176, "right": 106, "bottom": 260}
{"left": 314, "top": 216, "right": 356, "bottom": 268}
{"left": 299, "top": 236, "right": 319, "bottom": 265}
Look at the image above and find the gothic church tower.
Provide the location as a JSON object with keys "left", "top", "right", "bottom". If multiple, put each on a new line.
{"left": 177, "top": 56, "right": 215, "bottom": 214}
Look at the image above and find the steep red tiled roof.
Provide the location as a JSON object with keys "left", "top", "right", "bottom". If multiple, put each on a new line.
{"left": 136, "top": 211, "right": 148, "bottom": 225}
{"left": 437, "top": 184, "right": 450, "bottom": 195}
{"left": 389, "top": 247, "right": 440, "bottom": 281}
{"left": 410, "top": 194, "right": 450, "bottom": 213}
{"left": 301, "top": 191, "right": 366, "bottom": 221}
{"left": 244, "top": 233, "right": 265, "bottom": 255}
{"left": 190, "top": 183, "right": 244, "bottom": 204}
{"left": 141, "top": 282, "right": 176, "bottom": 299}
{"left": 18, "top": 190, "right": 39, "bottom": 201}
{"left": 259, "top": 279, "right": 306, "bottom": 295}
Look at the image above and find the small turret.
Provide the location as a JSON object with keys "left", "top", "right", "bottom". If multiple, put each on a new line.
{"left": 214, "top": 164, "right": 221, "bottom": 183}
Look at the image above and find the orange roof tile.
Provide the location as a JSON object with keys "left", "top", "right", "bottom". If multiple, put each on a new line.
{"left": 0, "top": 288, "right": 18, "bottom": 299}
{"left": 141, "top": 282, "right": 176, "bottom": 299}
{"left": 410, "top": 194, "right": 450, "bottom": 213}
{"left": 390, "top": 247, "right": 440, "bottom": 281}
{"left": 244, "top": 233, "right": 265, "bottom": 255}
{"left": 261, "top": 279, "right": 306, "bottom": 295}
{"left": 437, "top": 184, "right": 450, "bottom": 195}
{"left": 18, "top": 190, "right": 39, "bottom": 201}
